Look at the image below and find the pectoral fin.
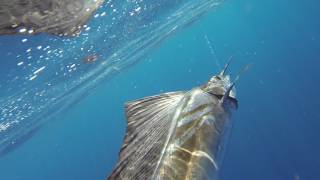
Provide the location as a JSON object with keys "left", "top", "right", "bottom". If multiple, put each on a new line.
{"left": 109, "top": 91, "right": 185, "bottom": 180}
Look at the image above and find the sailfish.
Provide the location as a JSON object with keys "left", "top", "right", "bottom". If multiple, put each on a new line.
{"left": 109, "top": 59, "right": 247, "bottom": 180}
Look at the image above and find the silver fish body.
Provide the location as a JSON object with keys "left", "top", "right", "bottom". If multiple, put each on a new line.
{"left": 154, "top": 88, "right": 232, "bottom": 180}
{"left": 109, "top": 63, "right": 238, "bottom": 180}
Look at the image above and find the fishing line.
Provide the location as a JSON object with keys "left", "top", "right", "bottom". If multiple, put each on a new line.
{"left": 204, "top": 34, "right": 221, "bottom": 69}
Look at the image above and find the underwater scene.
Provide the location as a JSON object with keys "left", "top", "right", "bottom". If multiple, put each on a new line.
{"left": 0, "top": 0, "right": 319, "bottom": 180}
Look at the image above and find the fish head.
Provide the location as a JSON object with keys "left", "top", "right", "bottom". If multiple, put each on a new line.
{"left": 204, "top": 73, "right": 238, "bottom": 110}
{"left": 202, "top": 58, "right": 239, "bottom": 110}
{"left": 207, "top": 74, "right": 236, "bottom": 99}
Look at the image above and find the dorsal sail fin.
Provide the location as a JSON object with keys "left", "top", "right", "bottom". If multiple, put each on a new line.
{"left": 109, "top": 91, "right": 185, "bottom": 180}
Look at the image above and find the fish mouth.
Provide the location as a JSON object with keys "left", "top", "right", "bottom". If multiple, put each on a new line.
{"left": 207, "top": 92, "right": 238, "bottom": 109}
{"left": 207, "top": 92, "right": 236, "bottom": 100}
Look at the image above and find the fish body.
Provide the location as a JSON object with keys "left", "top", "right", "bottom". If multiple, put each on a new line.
{"left": 109, "top": 62, "right": 238, "bottom": 180}
{"left": 154, "top": 88, "right": 232, "bottom": 180}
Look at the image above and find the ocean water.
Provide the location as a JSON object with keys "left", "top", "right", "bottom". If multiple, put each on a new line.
{"left": 0, "top": 0, "right": 320, "bottom": 180}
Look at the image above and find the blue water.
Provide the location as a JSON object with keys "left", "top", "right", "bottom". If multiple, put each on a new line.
{"left": 0, "top": 0, "right": 320, "bottom": 180}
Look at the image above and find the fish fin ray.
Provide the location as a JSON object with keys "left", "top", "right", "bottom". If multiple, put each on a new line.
{"left": 109, "top": 91, "right": 185, "bottom": 180}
